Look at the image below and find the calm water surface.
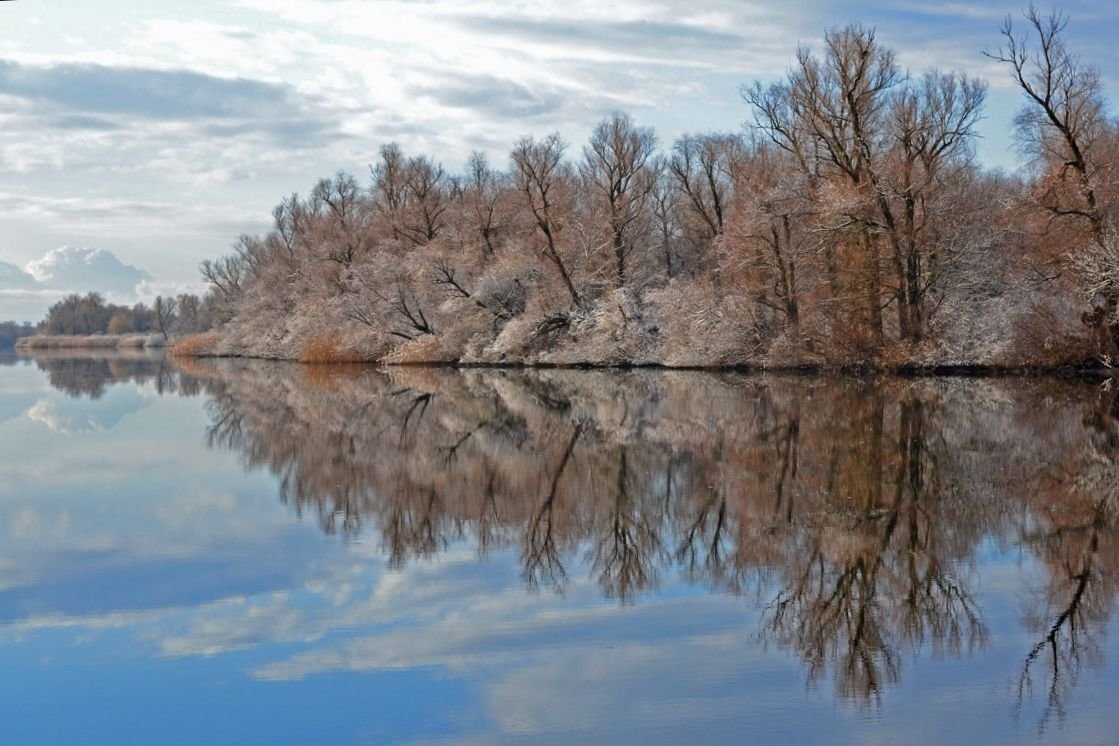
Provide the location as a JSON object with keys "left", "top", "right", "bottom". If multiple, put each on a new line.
{"left": 1, "top": 350, "right": 1118, "bottom": 745}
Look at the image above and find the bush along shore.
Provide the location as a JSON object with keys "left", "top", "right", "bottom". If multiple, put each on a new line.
{"left": 68, "top": 15, "right": 1119, "bottom": 371}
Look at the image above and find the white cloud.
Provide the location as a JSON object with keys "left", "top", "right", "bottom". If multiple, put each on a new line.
{"left": 0, "top": 0, "right": 1114, "bottom": 287}
{"left": 0, "top": 261, "right": 39, "bottom": 289}
{"left": 0, "top": 245, "right": 211, "bottom": 320}
{"left": 25, "top": 245, "right": 150, "bottom": 292}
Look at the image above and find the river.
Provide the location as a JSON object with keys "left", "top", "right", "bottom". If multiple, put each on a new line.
{"left": 1, "top": 350, "right": 1117, "bottom": 744}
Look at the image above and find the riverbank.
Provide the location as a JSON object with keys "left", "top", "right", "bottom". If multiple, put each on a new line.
{"left": 165, "top": 330, "right": 1109, "bottom": 376}
{"left": 16, "top": 333, "right": 169, "bottom": 350}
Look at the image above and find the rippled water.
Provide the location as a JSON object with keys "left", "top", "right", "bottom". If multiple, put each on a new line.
{"left": 1, "top": 350, "right": 1118, "bottom": 745}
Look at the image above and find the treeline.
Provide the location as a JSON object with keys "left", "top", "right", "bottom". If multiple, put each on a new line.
{"left": 192, "top": 10, "right": 1119, "bottom": 367}
{"left": 0, "top": 321, "right": 35, "bottom": 349}
{"left": 38, "top": 291, "right": 214, "bottom": 339}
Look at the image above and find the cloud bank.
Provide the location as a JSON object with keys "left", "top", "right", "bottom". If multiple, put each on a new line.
{"left": 0, "top": 246, "right": 205, "bottom": 321}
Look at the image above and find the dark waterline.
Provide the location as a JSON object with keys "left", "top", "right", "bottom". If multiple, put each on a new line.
{"left": 1, "top": 351, "right": 1118, "bottom": 745}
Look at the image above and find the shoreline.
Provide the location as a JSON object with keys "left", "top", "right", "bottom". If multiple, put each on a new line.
{"left": 176, "top": 351, "right": 1117, "bottom": 378}
{"left": 15, "top": 335, "right": 1115, "bottom": 377}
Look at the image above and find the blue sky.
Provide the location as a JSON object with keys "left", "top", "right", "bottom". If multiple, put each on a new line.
{"left": 1, "top": 0, "right": 1118, "bottom": 320}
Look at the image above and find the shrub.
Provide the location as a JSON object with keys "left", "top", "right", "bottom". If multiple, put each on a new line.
{"left": 300, "top": 332, "right": 367, "bottom": 363}
{"left": 171, "top": 331, "right": 222, "bottom": 357}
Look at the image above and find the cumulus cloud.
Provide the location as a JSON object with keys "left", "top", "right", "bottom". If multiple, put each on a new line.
{"left": 0, "top": 246, "right": 170, "bottom": 320}
{"left": 0, "top": 261, "right": 40, "bottom": 290}
{"left": 24, "top": 393, "right": 145, "bottom": 435}
{"left": 24, "top": 246, "right": 151, "bottom": 293}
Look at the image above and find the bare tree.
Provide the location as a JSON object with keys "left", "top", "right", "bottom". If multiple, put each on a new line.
{"left": 311, "top": 171, "right": 370, "bottom": 267}
{"left": 153, "top": 295, "right": 178, "bottom": 341}
{"left": 987, "top": 6, "right": 1107, "bottom": 243}
{"left": 200, "top": 255, "right": 245, "bottom": 300}
{"left": 372, "top": 143, "right": 409, "bottom": 243}
{"left": 883, "top": 70, "right": 986, "bottom": 339}
{"left": 582, "top": 113, "right": 658, "bottom": 287}
{"left": 768, "top": 25, "right": 900, "bottom": 345}
{"left": 650, "top": 161, "right": 682, "bottom": 278}
{"left": 271, "top": 193, "right": 309, "bottom": 263}
{"left": 987, "top": 5, "right": 1118, "bottom": 352}
{"left": 668, "top": 133, "right": 740, "bottom": 244}
{"left": 176, "top": 293, "right": 202, "bottom": 333}
{"left": 465, "top": 151, "right": 507, "bottom": 257}
{"left": 512, "top": 133, "right": 584, "bottom": 310}
{"left": 746, "top": 24, "right": 985, "bottom": 343}
{"left": 401, "top": 155, "right": 448, "bottom": 245}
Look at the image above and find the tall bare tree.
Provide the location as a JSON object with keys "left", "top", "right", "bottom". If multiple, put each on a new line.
{"left": 582, "top": 113, "right": 658, "bottom": 287}
{"left": 465, "top": 151, "right": 507, "bottom": 257}
{"left": 153, "top": 295, "right": 178, "bottom": 341}
{"left": 512, "top": 133, "right": 583, "bottom": 310}
{"left": 668, "top": 133, "right": 740, "bottom": 244}
{"left": 987, "top": 5, "right": 1119, "bottom": 353}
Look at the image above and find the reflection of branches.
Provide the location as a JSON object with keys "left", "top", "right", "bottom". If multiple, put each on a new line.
{"left": 759, "top": 395, "right": 989, "bottom": 707}
{"left": 33, "top": 354, "right": 173, "bottom": 399}
{"left": 676, "top": 490, "right": 731, "bottom": 582}
{"left": 522, "top": 422, "right": 582, "bottom": 591}
{"left": 592, "top": 447, "right": 665, "bottom": 602}
{"left": 205, "top": 394, "right": 246, "bottom": 450}
{"left": 1016, "top": 502, "right": 1110, "bottom": 733}
{"left": 766, "top": 548, "right": 898, "bottom": 706}
{"left": 188, "top": 363, "right": 1116, "bottom": 715}
{"left": 383, "top": 488, "right": 448, "bottom": 568}
{"left": 440, "top": 428, "right": 475, "bottom": 465}
{"left": 474, "top": 465, "right": 504, "bottom": 558}
{"left": 394, "top": 389, "right": 433, "bottom": 445}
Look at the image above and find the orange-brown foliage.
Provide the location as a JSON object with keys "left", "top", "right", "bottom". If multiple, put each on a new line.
{"left": 171, "top": 331, "right": 222, "bottom": 357}
{"left": 300, "top": 332, "right": 367, "bottom": 364}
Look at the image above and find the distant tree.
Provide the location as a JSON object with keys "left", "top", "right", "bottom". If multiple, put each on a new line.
{"left": 153, "top": 295, "right": 178, "bottom": 341}
{"left": 177, "top": 293, "right": 202, "bottom": 333}
{"left": 0, "top": 321, "right": 34, "bottom": 349}
{"left": 106, "top": 311, "right": 135, "bottom": 335}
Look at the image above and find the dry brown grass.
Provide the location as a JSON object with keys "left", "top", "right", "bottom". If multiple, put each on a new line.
{"left": 15, "top": 334, "right": 150, "bottom": 349}
{"left": 171, "top": 331, "right": 222, "bottom": 357}
{"left": 383, "top": 334, "right": 452, "bottom": 364}
{"left": 300, "top": 332, "right": 368, "bottom": 363}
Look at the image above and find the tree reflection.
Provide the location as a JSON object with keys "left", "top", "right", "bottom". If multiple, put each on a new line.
{"left": 1014, "top": 382, "right": 1119, "bottom": 732}
{"left": 25, "top": 351, "right": 1117, "bottom": 713}
{"left": 20, "top": 349, "right": 209, "bottom": 398}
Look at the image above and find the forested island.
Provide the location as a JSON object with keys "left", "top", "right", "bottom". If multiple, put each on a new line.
{"left": 27, "top": 10, "right": 1119, "bottom": 370}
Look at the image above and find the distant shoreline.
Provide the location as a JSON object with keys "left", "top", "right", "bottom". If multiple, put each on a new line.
{"left": 15, "top": 333, "right": 168, "bottom": 350}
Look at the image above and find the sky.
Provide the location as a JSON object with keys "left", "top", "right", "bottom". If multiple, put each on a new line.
{"left": 1, "top": 0, "right": 1119, "bottom": 321}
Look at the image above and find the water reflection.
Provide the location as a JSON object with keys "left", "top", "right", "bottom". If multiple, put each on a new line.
{"left": 20, "top": 348, "right": 198, "bottom": 398}
{"left": 9, "top": 352, "right": 1119, "bottom": 739}
{"left": 171, "top": 360, "right": 1111, "bottom": 708}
